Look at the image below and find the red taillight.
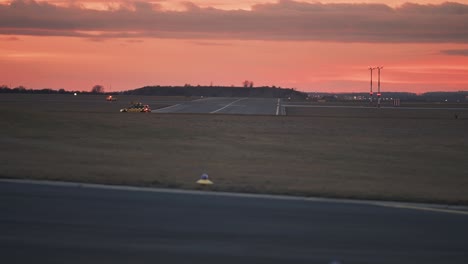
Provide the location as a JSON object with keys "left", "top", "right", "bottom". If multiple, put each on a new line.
{"left": 377, "top": 93, "right": 381, "bottom": 97}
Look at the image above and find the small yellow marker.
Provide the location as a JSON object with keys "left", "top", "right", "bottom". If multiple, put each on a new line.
{"left": 196, "top": 173, "right": 213, "bottom": 185}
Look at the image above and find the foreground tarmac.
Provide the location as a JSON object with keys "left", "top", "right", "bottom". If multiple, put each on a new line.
{"left": 1, "top": 180, "right": 467, "bottom": 264}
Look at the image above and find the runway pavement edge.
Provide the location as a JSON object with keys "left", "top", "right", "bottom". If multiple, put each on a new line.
{"left": 1, "top": 178, "right": 468, "bottom": 216}
{"left": 282, "top": 104, "right": 468, "bottom": 110}
{"left": 151, "top": 103, "right": 181, "bottom": 112}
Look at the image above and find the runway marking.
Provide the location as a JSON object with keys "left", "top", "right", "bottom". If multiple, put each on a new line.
{"left": 191, "top": 97, "right": 208, "bottom": 102}
{"left": 152, "top": 98, "right": 210, "bottom": 113}
{"left": 210, "top": 98, "right": 247, "bottom": 114}
{"left": 152, "top": 103, "right": 181, "bottom": 113}
{"left": 2, "top": 179, "right": 468, "bottom": 216}
{"left": 282, "top": 105, "right": 373, "bottom": 109}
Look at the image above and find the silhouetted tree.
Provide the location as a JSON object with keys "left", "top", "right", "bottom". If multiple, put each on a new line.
{"left": 243, "top": 80, "right": 254, "bottom": 88}
{"left": 91, "top": 85, "right": 104, "bottom": 93}
{"left": 13, "top": 86, "right": 26, "bottom": 93}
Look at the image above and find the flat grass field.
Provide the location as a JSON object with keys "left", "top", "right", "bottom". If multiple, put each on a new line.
{"left": 1, "top": 94, "right": 468, "bottom": 204}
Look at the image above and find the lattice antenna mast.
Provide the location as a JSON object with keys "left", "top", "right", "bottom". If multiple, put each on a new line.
{"left": 376, "top": 66, "right": 383, "bottom": 108}
{"left": 368, "top": 67, "right": 375, "bottom": 103}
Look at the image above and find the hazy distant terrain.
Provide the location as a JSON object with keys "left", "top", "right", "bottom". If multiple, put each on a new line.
{"left": 1, "top": 94, "right": 468, "bottom": 204}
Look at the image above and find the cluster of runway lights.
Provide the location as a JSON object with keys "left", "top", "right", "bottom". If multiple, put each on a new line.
{"left": 368, "top": 66, "right": 383, "bottom": 108}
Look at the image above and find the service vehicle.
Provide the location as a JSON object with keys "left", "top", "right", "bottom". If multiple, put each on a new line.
{"left": 120, "top": 102, "right": 151, "bottom": 113}
{"left": 106, "top": 95, "right": 117, "bottom": 101}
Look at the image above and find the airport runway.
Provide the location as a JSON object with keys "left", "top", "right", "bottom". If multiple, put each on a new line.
{"left": 1, "top": 181, "right": 467, "bottom": 264}
{"left": 283, "top": 104, "right": 468, "bottom": 111}
{"left": 153, "top": 97, "right": 283, "bottom": 115}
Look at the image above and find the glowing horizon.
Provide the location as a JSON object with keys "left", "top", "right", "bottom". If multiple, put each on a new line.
{"left": 1, "top": 0, "right": 468, "bottom": 93}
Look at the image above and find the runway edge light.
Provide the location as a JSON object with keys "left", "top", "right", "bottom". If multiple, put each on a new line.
{"left": 196, "top": 173, "right": 213, "bottom": 185}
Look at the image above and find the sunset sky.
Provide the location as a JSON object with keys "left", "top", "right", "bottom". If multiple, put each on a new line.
{"left": 1, "top": 0, "right": 468, "bottom": 93}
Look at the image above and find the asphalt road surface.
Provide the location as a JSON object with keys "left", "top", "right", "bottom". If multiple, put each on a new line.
{"left": 1, "top": 181, "right": 467, "bottom": 264}
{"left": 283, "top": 103, "right": 468, "bottom": 110}
{"left": 153, "top": 97, "right": 283, "bottom": 115}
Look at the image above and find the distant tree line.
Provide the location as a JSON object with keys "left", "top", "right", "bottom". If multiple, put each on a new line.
{"left": 0, "top": 84, "right": 307, "bottom": 99}
{"left": 0, "top": 85, "right": 73, "bottom": 94}
{"left": 309, "top": 91, "right": 468, "bottom": 103}
{"left": 121, "top": 85, "right": 307, "bottom": 99}
{"left": 1, "top": 84, "right": 467, "bottom": 102}
{"left": 0, "top": 84, "right": 106, "bottom": 95}
{"left": 419, "top": 91, "right": 468, "bottom": 102}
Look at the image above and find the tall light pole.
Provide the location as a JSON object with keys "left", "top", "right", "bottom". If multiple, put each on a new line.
{"left": 368, "top": 67, "right": 375, "bottom": 104}
{"left": 376, "top": 66, "right": 383, "bottom": 108}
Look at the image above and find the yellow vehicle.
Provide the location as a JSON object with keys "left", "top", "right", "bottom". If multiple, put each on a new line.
{"left": 120, "top": 103, "right": 151, "bottom": 113}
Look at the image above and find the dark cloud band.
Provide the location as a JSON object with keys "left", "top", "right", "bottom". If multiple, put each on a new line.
{"left": 441, "top": 49, "right": 468, "bottom": 56}
{"left": 1, "top": 0, "right": 468, "bottom": 43}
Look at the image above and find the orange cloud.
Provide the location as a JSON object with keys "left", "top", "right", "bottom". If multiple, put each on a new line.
{"left": 441, "top": 49, "right": 468, "bottom": 56}
{"left": 1, "top": 0, "right": 468, "bottom": 43}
